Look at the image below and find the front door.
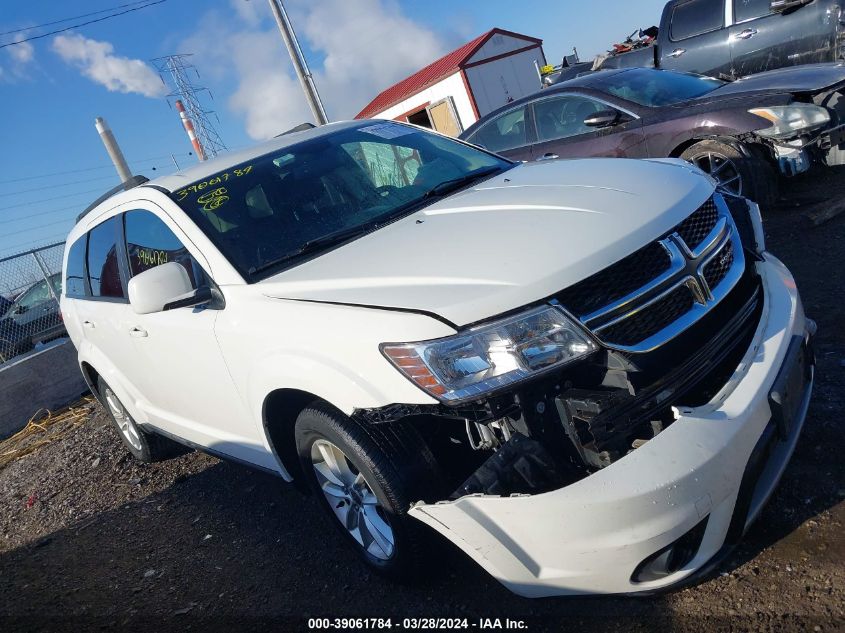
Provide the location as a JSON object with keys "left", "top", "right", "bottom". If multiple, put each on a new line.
{"left": 528, "top": 94, "right": 647, "bottom": 161}
{"left": 118, "top": 206, "right": 273, "bottom": 469}
{"left": 729, "top": 0, "right": 830, "bottom": 77}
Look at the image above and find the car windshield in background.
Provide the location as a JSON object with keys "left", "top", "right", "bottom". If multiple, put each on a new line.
{"left": 592, "top": 68, "right": 725, "bottom": 107}
{"left": 169, "top": 123, "right": 511, "bottom": 281}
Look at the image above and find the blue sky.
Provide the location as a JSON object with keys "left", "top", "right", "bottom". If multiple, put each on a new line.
{"left": 0, "top": 0, "right": 666, "bottom": 257}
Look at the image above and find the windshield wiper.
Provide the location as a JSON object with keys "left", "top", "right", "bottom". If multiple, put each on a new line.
{"left": 248, "top": 224, "right": 373, "bottom": 276}
{"left": 423, "top": 166, "right": 504, "bottom": 198}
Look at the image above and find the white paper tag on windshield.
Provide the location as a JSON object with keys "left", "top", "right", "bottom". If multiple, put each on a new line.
{"left": 359, "top": 122, "right": 414, "bottom": 139}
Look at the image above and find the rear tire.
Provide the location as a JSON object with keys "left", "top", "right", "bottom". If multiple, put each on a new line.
{"left": 98, "top": 379, "right": 186, "bottom": 463}
{"left": 680, "top": 139, "right": 777, "bottom": 208}
{"left": 294, "top": 402, "right": 446, "bottom": 581}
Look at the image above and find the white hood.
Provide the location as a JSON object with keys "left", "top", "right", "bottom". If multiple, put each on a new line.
{"left": 260, "top": 158, "right": 715, "bottom": 327}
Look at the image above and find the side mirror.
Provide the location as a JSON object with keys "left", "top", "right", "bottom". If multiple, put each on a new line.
{"left": 584, "top": 109, "right": 621, "bottom": 128}
{"left": 128, "top": 262, "right": 210, "bottom": 315}
{"left": 13, "top": 304, "right": 28, "bottom": 315}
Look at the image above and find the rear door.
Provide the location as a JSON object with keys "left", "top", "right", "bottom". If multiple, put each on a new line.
{"left": 71, "top": 215, "right": 141, "bottom": 408}
{"left": 660, "top": 0, "right": 733, "bottom": 78}
{"left": 729, "top": 0, "right": 833, "bottom": 76}
{"left": 462, "top": 104, "right": 533, "bottom": 161}
{"left": 118, "top": 206, "right": 271, "bottom": 468}
{"left": 528, "top": 93, "right": 647, "bottom": 160}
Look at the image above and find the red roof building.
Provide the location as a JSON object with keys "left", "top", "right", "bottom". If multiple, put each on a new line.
{"left": 355, "top": 28, "right": 545, "bottom": 136}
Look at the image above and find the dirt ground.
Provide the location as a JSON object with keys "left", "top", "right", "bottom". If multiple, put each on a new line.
{"left": 1, "top": 169, "right": 844, "bottom": 632}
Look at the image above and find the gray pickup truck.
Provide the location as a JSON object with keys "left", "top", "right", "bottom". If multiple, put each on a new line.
{"left": 597, "top": 0, "right": 845, "bottom": 79}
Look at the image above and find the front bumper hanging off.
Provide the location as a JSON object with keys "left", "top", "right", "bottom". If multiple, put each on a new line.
{"left": 409, "top": 255, "right": 814, "bottom": 597}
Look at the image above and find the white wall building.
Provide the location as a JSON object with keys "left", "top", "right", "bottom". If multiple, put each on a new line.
{"left": 356, "top": 29, "right": 546, "bottom": 136}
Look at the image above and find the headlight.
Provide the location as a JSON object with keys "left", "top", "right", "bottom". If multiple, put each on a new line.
{"left": 381, "top": 305, "right": 597, "bottom": 403}
{"left": 749, "top": 104, "right": 830, "bottom": 139}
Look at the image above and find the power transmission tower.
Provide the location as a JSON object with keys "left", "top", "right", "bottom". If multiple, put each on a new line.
{"left": 151, "top": 54, "right": 228, "bottom": 160}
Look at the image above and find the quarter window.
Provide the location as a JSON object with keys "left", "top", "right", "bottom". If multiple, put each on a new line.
{"left": 64, "top": 237, "right": 87, "bottom": 298}
{"left": 734, "top": 0, "right": 771, "bottom": 22}
{"left": 124, "top": 210, "right": 201, "bottom": 289}
{"left": 86, "top": 217, "right": 125, "bottom": 299}
{"left": 467, "top": 107, "right": 528, "bottom": 153}
{"left": 670, "top": 0, "right": 724, "bottom": 41}
{"left": 533, "top": 96, "right": 605, "bottom": 142}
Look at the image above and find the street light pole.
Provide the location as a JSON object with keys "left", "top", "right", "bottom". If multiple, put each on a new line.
{"left": 267, "top": 0, "right": 329, "bottom": 125}
{"left": 94, "top": 117, "right": 133, "bottom": 183}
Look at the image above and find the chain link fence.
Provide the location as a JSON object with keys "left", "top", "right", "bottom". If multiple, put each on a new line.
{"left": 0, "top": 242, "right": 66, "bottom": 365}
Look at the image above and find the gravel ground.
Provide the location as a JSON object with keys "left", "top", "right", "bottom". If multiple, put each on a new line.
{"left": 1, "top": 169, "right": 844, "bottom": 632}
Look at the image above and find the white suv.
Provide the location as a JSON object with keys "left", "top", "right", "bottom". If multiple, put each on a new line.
{"left": 61, "top": 120, "right": 814, "bottom": 597}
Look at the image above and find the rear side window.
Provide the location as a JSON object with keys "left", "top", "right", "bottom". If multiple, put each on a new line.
{"left": 734, "top": 0, "right": 771, "bottom": 22}
{"left": 87, "top": 217, "right": 125, "bottom": 299}
{"left": 124, "top": 210, "right": 201, "bottom": 289}
{"left": 670, "top": 0, "right": 724, "bottom": 40}
{"left": 467, "top": 107, "right": 528, "bottom": 153}
{"left": 64, "top": 237, "right": 87, "bottom": 298}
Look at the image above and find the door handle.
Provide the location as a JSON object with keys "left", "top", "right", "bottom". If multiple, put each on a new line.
{"left": 129, "top": 326, "right": 148, "bottom": 338}
{"left": 669, "top": 48, "right": 686, "bottom": 58}
{"left": 536, "top": 153, "right": 559, "bottom": 161}
{"left": 82, "top": 320, "right": 96, "bottom": 329}
{"left": 735, "top": 28, "right": 757, "bottom": 40}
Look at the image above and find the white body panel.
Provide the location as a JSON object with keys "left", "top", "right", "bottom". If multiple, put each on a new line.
{"left": 260, "top": 158, "right": 714, "bottom": 326}
{"left": 410, "top": 256, "right": 810, "bottom": 596}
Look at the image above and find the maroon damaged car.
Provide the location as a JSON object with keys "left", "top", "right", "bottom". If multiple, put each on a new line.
{"left": 460, "top": 65, "right": 845, "bottom": 207}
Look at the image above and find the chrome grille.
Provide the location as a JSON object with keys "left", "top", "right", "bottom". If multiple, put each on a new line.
{"left": 703, "top": 239, "right": 734, "bottom": 290}
{"left": 558, "top": 194, "right": 745, "bottom": 353}
{"left": 557, "top": 242, "right": 670, "bottom": 316}
{"left": 599, "top": 285, "right": 695, "bottom": 347}
{"left": 675, "top": 197, "right": 719, "bottom": 250}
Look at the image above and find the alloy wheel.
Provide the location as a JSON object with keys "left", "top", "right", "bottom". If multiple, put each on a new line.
{"left": 689, "top": 151, "right": 743, "bottom": 196}
{"left": 104, "top": 387, "right": 142, "bottom": 451}
{"left": 310, "top": 439, "right": 395, "bottom": 560}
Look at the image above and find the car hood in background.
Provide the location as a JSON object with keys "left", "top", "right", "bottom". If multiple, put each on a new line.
{"left": 259, "top": 159, "right": 715, "bottom": 327}
{"left": 705, "top": 63, "right": 845, "bottom": 98}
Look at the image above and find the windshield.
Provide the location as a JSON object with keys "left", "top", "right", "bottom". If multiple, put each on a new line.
{"left": 169, "top": 122, "right": 511, "bottom": 281}
{"left": 592, "top": 68, "right": 724, "bottom": 107}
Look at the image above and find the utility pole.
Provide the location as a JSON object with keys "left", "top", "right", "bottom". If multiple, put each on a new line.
{"left": 151, "top": 54, "right": 228, "bottom": 160}
{"left": 267, "top": 0, "right": 329, "bottom": 125}
{"left": 94, "top": 117, "right": 132, "bottom": 183}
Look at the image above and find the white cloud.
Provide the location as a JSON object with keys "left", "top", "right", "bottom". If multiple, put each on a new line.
{"left": 51, "top": 33, "right": 165, "bottom": 98}
{"left": 185, "top": 0, "right": 450, "bottom": 140}
{"left": 1, "top": 34, "right": 36, "bottom": 80}
{"left": 229, "top": 0, "right": 263, "bottom": 27}
{"left": 8, "top": 38, "right": 34, "bottom": 64}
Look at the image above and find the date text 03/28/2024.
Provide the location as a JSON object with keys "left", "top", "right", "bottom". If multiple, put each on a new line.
{"left": 307, "top": 618, "right": 528, "bottom": 630}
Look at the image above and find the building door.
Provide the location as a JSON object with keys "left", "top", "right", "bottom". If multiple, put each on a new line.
{"left": 426, "top": 97, "right": 463, "bottom": 137}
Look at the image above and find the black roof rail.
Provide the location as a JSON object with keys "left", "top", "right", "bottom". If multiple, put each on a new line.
{"left": 275, "top": 122, "right": 315, "bottom": 137}
{"left": 76, "top": 175, "right": 150, "bottom": 223}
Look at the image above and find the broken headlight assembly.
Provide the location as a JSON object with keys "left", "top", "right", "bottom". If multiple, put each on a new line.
{"left": 749, "top": 104, "right": 830, "bottom": 140}
{"left": 382, "top": 305, "right": 597, "bottom": 404}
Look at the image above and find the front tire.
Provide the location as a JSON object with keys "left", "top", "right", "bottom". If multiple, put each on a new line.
{"left": 680, "top": 139, "right": 777, "bottom": 208}
{"left": 294, "top": 402, "right": 446, "bottom": 580}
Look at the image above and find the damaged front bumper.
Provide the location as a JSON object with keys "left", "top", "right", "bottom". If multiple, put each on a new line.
{"left": 409, "top": 254, "right": 813, "bottom": 597}
{"left": 772, "top": 122, "right": 845, "bottom": 175}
